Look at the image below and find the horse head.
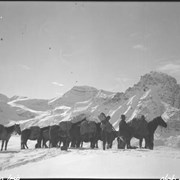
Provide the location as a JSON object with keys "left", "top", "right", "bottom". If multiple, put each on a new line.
{"left": 158, "top": 116, "right": 167, "bottom": 128}
{"left": 14, "top": 124, "right": 21, "bottom": 135}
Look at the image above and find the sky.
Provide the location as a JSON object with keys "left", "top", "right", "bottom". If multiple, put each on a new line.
{"left": 1, "top": 2, "right": 180, "bottom": 99}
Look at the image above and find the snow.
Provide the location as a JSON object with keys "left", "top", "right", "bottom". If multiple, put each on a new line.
{"left": 127, "top": 95, "right": 136, "bottom": 105}
{"left": 0, "top": 102, "right": 24, "bottom": 125}
{"left": 108, "top": 105, "right": 122, "bottom": 117}
{"left": 0, "top": 136, "right": 180, "bottom": 178}
{"left": 140, "top": 89, "right": 151, "bottom": 100}
{"left": 123, "top": 105, "right": 131, "bottom": 115}
{"left": 127, "top": 109, "right": 140, "bottom": 122}
{"left": 8, "top": 100, "right": 44, "bottom": 115}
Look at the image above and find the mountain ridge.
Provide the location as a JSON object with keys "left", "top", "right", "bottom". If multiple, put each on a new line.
{"left": 0, "top": 71, "right": 180, "bottom": 138}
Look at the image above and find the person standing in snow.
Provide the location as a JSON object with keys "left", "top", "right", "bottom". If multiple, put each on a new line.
{"left": 118, "top": 114, "right": 131, "bottom": 148}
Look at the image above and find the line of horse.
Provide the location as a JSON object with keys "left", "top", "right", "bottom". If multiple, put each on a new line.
{"left": 0, "top": 114, "right": 167, "bottom": 151}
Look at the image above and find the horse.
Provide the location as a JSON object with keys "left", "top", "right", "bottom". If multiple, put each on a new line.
{"left": 39, "top": 123, "right": 72, "bottom": 149}
{"left": 21, "top": 126, "right": 41, "bottom": 149}
{"left": 126, "top": 115, "right": 149, "bottom": 149}
{"left": 49, "top": 125, "right": 61, "bottom": 148}
{"left": 119, "top": 116, "right": 167, "bottom": 150}
{"left": 59, "top": 121, "right": 72, "bottom": 149}
{"left": 69, "top": 119, "right": 85, "bottom": 148}
{"left": 0, "top": 124, "right": 20, "bottom": 151}
{"left": 146, "top": 116, "right": 167, "bottom": 149}
{"left": 79, "top": 122, "right": 101, "bottom": 149}
{"left": 79, "top": 120, "right": 98, "bottom": 149}
{"left": 99, "top": 114, "right": 115, "bottom": 150}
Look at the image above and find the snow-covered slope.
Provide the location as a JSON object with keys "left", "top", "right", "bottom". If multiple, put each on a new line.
{"left": 0, "top": 101, "right": 26, "bottom": 125}
{"left": 49, "top": 86, "right": 99, "bottom": 107}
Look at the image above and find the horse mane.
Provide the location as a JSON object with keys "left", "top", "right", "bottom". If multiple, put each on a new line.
{"left": 148, "top": 116, "right": 161, "bottom": 125}
{"left": 72, "top": 118, "right": 86, "bottom": 127}
{"left": 5, "top": 125, "right": 15, "bottom": 134}
{"left": 41, "top": 126, "right": 50, "bottom": 131}
{"left": 147, "top": 116, "right": 162, "bottom": 133}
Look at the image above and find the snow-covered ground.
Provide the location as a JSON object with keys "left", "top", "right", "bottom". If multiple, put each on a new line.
{"left": 0, "top": 136, "right": 180, "bottom": 178}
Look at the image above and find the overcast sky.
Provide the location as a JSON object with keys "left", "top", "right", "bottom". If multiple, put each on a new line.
{"left": 1, "top": 2, "right": 180, "bottom": 99}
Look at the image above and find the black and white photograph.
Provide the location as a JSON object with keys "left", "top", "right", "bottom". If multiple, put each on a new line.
{"left": 0, "top": 1, "right": 180, "bottom": 179}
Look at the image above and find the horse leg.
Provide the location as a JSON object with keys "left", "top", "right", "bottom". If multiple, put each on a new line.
{"left": 150, "top": 135, "right": 154, "bottom": 150}
{"left": 37, "top": 139, "right": 41, "bottom": 148}
{"left": 110, "top": 142, "right": 112, "bottom": 148}
{"left": 49, "top": 140, "right": 51, "bottom": 148}
{"left": 91, "top": 139, "right": 95, "bottom": 149}
{"left": 42, "top": 139, "right": 45, "bottom": 148}
{"left": 90, "top": 141, "right": 92, "bottom": 148}
{"left": 126, "top": 137, "right": 131, "bottom": 149}
{"left": 24, "top": 139, "right": 28, "bottom": 149}
{"left": 45, "top": 142, "right": 48, "bottom": 148}
{"left": 76, "top": 140, "right": 81, "bottom": 148}
{"left": 80, "top": 141, "right": 83, "bottom": 148}
{"left": 144, "top": 136, "right": 150, "bottom": 149}
{"left": 95, "top": 141, "right": 98, "bottom": 148}
{"left": 65, "top": 138, "right": 69, "bottom": 148}
{"left": 107, "top": 137, "right": 111, "bottom": 149}
{"left": 1, "top": 140, "right": 5, "bottom": 151}
{"left": 103, "top": 140, "right": 106, "bottom": 150}
{"left": 22, "top": 142, "right": 28, "bottom": 149}
{"left": 44, "top": 139, "right": 49, "bottom": 148}
{"left": 21, "top": 141, "right": 24, "bottom": 149}
{"left": 5, "top": 140, "right": 9, "bottom": 151}
{"left": 139, "top": 138, "right": 143, "bottom": 148}
{"left": 146, "top": 134, "right": 153, "bottom": 150}
{"left": 59, "top": 140, "right": 61, "bottom": 147}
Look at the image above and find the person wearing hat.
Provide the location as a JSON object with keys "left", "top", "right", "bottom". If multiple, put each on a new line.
{"left": 118, "top": 114, "right": 130, "bottom": 147}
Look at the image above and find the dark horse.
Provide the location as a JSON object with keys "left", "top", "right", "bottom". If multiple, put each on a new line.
{"left": 146, "top": 116, "right": 167, "bottom": 149}
{"left": 69, "top": 119, "right": 86, "bottom": 148}
{"left": 121, "top": 116, "right": 167, "bottom": 150}
{"left": 21, "top": 126, "right": 41, "bottom": 149}
{"left": 0, "top": 124, "right": 20, "bottom": 151}
{"left": 98, "top": 113, "right": 117, "bottom": 150}
{"left": 49, "top": 125, "right": 60, "bottom": 148}
{"left": 59, "top": 121, "right": 72, "bottom": 149}
{"left": 79, "top": 120, "right": 98, "bottom": 149}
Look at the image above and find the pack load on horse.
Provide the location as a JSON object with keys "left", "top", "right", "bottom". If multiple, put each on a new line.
{"left": 80, "top": 120, "right": 97, "bottom": 148}
{"left": 98, "top": 112, "right": 117, "bottom": 150}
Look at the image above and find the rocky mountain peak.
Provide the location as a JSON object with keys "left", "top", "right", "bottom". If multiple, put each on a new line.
{"left": 139, "top": 71, "right": 177, "bottom": 87}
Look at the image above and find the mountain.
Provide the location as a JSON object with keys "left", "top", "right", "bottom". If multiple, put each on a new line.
{"left": 1, "top": 71, "right": 180, "bottom": 147}
{"left": 0, "top": 93, "right": 9, "bottom": 103}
